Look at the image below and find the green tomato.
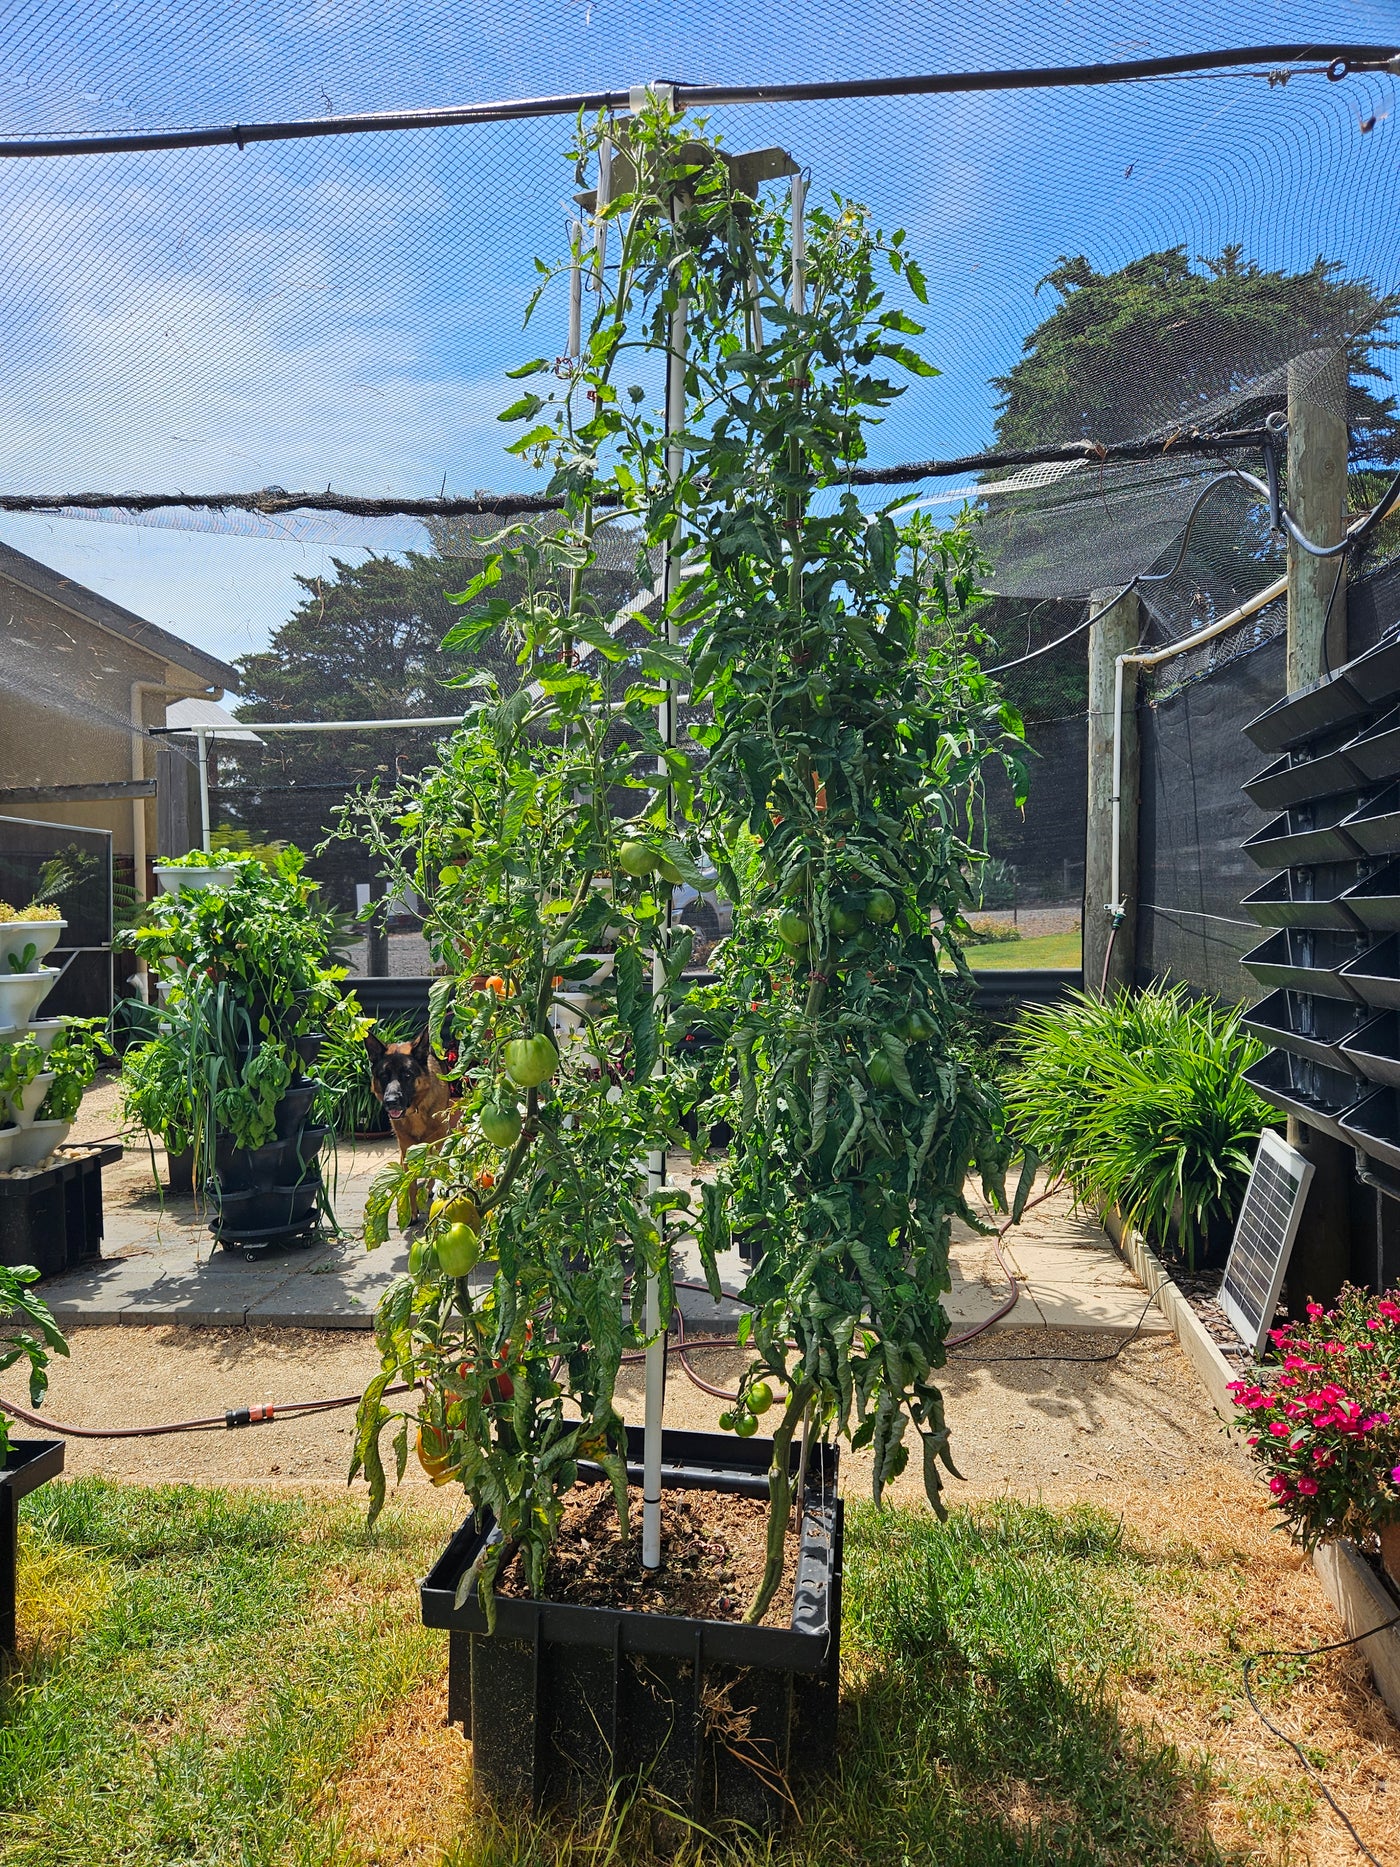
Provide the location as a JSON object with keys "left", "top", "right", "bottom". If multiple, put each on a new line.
{"left": 503, "top": 1033, "right": 558, "bottom": 1087}
{"left": 748, "top": 1381, "right": 773, "bottom": 1416}
{"left": 829, "top": 898, "right": 865, "bottom": 937}
{"left": 895, "top": 1008, "right": 938, "bottom": 1044}
{"left": 865, "top": 889, "right": 896, "bottom": 926}
{"left": 775, "top": 911, "right": 811, "bottom": 950}
{"left": 718, "top": 1409, "right": 737, "bottom": 1432}
{"left": 437, "top": 1221, "right": 480, "bottom": 1278}
{"left": 618, "top": 840, "right": 661, "bottom": 877}
{"left": 479, "top": 1100, "right": 522, "bottom": 1148}
{"left": 867, "top": 1053, "right": 895, "bottom": 1089}
{"left": 408, "top": 1237, "right": 439, "bottom": 1278}
{"left": 734, "top": 1412, "right": 759, "bottom": 1438}
{"left": 657, "top": 856, "right": 685, "bottom": 886}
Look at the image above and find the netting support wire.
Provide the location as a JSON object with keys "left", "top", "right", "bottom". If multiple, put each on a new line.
{"left": 1, "top": 46, "right": 1396, "bottom": 161}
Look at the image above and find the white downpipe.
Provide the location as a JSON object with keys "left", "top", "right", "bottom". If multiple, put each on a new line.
{"left": 1108, "top": 571, "right": 1289, "bottom": 923}
{"left": 195, "top": 726, "right": 212, "bottom": 852}
{"left": 642, "top": 260, "right": 688, "bottom": 1574}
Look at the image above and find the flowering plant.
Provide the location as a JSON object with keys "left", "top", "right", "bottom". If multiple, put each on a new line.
{"left": 1230, "top": 1283, "right": 1400, "bottom": 1552}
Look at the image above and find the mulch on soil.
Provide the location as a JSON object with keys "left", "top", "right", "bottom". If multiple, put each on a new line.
{"left": 498, "top": 1481, "right": 797, "bottom": 1627}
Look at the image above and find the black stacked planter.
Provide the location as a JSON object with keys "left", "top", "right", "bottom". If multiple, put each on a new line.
{"left": 1242, "top": 630, "right": 1400, "bottom": 1186}
{"left": 209, "top": 1033, "right": 329, "bottom": 1250}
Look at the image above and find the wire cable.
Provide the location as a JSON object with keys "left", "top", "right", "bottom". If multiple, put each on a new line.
{"left": 1243, "top": 1614, "right": 1400, "bottom": 1866}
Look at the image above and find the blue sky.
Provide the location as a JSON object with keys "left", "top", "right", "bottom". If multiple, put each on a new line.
{"left": 1, "top": 1, "right": 1398, "bottom": 676}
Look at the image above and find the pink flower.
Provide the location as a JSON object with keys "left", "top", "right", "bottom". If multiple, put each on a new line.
{"left": 1297, "top": 1477, "right": 1319, "bottom": 1495}
{"left": 1391, "top": 1466, "right": 1400, "bottom": 1483}
{"left": 1269, "top": 1421, "right": 1292, "bottom": 1437}
{"left": 1307, "top": 1302, "right": 1325, "bottom": 1319}
{"left": 1269, "top": 1475, "right": 1294, "bottom": 1497}
{"left": 1367, "top": 1319, "right": 1383, "bottom": 1330}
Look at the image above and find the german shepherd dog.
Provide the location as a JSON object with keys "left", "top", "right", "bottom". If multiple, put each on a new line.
{"left": 365, "top": 1029, "right": 461, "bottom": 1210}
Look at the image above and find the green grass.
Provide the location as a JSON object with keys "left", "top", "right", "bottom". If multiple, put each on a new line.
{"left": 1, "top": 1481, "right": 1321, "bottom": 1865}
{"left": 966, "top": 928, "right": 1081, "bottom": 970}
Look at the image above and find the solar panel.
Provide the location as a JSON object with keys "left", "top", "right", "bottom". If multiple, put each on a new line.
{"left": 1219, "top": 1128, "right": 1315, "bottom": 1357}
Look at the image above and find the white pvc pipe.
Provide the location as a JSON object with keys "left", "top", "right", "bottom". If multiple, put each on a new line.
{"left": 161, "top": 715, "right": 464, "bottom": 735}
{"left": 195, "top": 726, "right": 212, "bottom": 852}
{"left": 1107, "top": 570, "right": 1288, "bottom": 920}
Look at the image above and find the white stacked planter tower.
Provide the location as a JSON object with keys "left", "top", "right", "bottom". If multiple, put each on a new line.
{"left": 0, "top": 914, "right": 73, "bottom": 1173}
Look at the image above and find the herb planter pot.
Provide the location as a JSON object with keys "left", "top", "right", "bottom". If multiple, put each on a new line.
{"left": 0, "top": 919, "right": 66, "bottom": 972}
{"left": 1, "top": 1439, "right": 65, "bottom": 1652}
{"left": 421, "top": 1425, "right": 841, "bottom": 1825}
{"left": 7, "top": 1120, "right": 72, "bottom": 1169}
{"left": 1243, "top": 1049, "right": 1368, "bottom": 1144}
{"left": 151, "top": 863, "right": 241, "bottom": 894}
{"left": 0, "top": 970, "right": 59, "bottom": 1031}
{"left": 211, "top": 1175, "right": 321, "bottom": 1240}
{"left": 1240, "top": 929, "right": 1369, "bottom": 1002}
{"left": 1241, "top": 867, "right": 1363, "bottom": 932}
{"left": 1242, "top": 990, "right": 1370, "bottom": 1070}
{"left": 273, "top": 1081, "right": 319, "bottom": 1138}
{"left": 4, "top": 1073, "right": 55, "bottom": 1130}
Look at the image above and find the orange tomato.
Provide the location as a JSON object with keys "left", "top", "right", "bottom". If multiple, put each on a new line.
{"left": 484, "top": 974, "right": 507, "bottom": 997}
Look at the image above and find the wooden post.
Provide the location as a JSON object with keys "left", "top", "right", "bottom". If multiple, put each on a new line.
{"left": 1084, "top": 587, "right": 1140, "bottom": 996}
{"left": 1286, "top": 348, "right": 1349, "bottom": 688}
{"left": 1285, "top": 346, "right": 1354, "bottom": 1313}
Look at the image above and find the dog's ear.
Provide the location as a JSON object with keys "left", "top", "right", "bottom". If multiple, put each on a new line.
{"left": 365, "top": 1031, "right": 386, "bottom": 1064}
{"left": 410, "top": 1026, "right": 432, "bottom": 1066}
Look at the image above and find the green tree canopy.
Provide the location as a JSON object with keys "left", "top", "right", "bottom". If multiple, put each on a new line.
{"left": 990, "top": 245, "right": 1400, "bottom": 460}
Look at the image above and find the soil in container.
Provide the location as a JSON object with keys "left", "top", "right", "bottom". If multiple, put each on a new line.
{"left": 496, "top": 1480, "right": 796, "bottom": 1628}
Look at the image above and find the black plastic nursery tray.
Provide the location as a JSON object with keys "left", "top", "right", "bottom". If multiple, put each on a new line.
{"left": 422, "top": 1424, "right": 841, "bottom": 1821}
{"left": 1243, "top": 798, "right": 1362, "bottom": 869}
{"left": 1339, "top": 935, "right": 1400, "bottom": 1009}
{"left": 1242, "top": 990, "right": 1370, "bottom": 1070}
{"left": 1338, "top": 1011, "right": 1400, "bottom": 1088}
{"left": 1243, "top": 1049, "right": 1368, "bottom": 1144}
{"left": 1244, "top": 669, "right": 1370, "bottom": 753}
{"left": 1339, "top": 1087, "right": 1400, "bottom": 1174}
{"left": 1242, "top": 865, "right": 1363, "bottom": 931}
{"left": 1240, "top": 929, "right": 1369, "bottom": 1001}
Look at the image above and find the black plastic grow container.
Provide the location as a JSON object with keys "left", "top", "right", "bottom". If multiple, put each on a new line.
{"left": 1244, "top": 740, "right": 1367, "bottom": 812}
{"left": 1242, "top": 866, "right": 1363, "bottom": 931}
{"left": 1241, "top": 990, "right": 1369, "bottom": 1070}
{"left": 1240, "top": 929, "right": 1369, "bottom": 1002}
{"left": 1339, "top": 784, "right": 1400, "bottom": 858}
{"left": 0, "top": 1143, "right": 121, "bottom": 1279}
{"left": 1341, "top": 860, "right": 1400, "bottom": 932}
{"left": 1339, "top": 631, "right": 1400, "bottom": 708}
{"left": 1342, "top": 703, "right": 1400, "bottom": 784}
{"left": 1, "top": 1439, "right": 64, "bottom": 1650}
{"left": 1339, "top": 1087, "right": 1400, "bottom": 1173}
{"left": 1338, "top": 1011, "right": 1400, "bottom": 1088}
{"left": 1244, "top": 669, "right": 1370, "bottom": 754}
{"left": 421, "top": 1424, "right": 841, "bottom": 1824}
{"left": 211, "top": 1175, "right": 321, "bottom": 1240}
{"left": 1338, "top": 934, "right": 1400, "bottom": 1009}
{"left": 293, "top": 1032, "right": 325, "bottom": 1067}
{"left": 1242, "top": 798, "right": 1362, "bottom": 869}
{"left": 273, "top": 1081, "right": 320, "bottom": 1138}
{"left": 1243, "top": 1049, "right": 1367, "bottom": 1144}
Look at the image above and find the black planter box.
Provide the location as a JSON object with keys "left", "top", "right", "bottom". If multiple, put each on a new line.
{"left": 1244, "top": 1049, "right": 1368, "bottom": 1144}
{"left": 274, "top": 1081, "right": 320, "bottom": 1139}
{"left": 211, "top": 1174, "right": 321, "bottom": 1241}
{"left": 421, "top": 1425, "right": 841, "bottom": 1824}
{"left": 1244, "top": 740, "right": 1367, "bottom": 812}
{"left": 1343, "top": 703, "right": 1400, "bottom": 784}
{"left": 1339, "top": 1011, "right": 1400, "bottom": 1088}
{"left": 1240, "top": 929, "right": 1369, "bottom": 1002}
{"left": 1339, "top": 1087, "right": 1400, "bottom": 1173}
{"left": 1, "top": 1438, "right": 64, "bottom": 1650}
{"left": 1242, "top": 990, "right": 1369, "bottom": 1071}
{"left": 1242, "top": 798, "right": 1362, "bottom": 869}
{"left": 1341, "top": 860, "right": 1400, "bottom": 932}
{"left": 1339, "top": 935, "right": 1400, "bottom": 1009}
{"left": 293, "top": 1032, "right": 325, "bottom": 1067}
{"left": 1242, "top": 866, "right": 1363, "bottom": 931}
{"left": 0, "top": 1143, "right": 121, "bottom": 1278}
{"left": 1339, "top": 631, "right": 1400, "bottom": 708}
{"left": 1339, "top": 784, "right": 1400, "bottom": 858}
{"left": 1244, "top": 670, "right": 1370, "bottom": 753}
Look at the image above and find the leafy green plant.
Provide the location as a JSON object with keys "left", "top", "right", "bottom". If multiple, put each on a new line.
{"left": 1003, "top": 985, "right": 1274, "bottom": 1269}
{"left": 346, "top": 105, "right": 1023, "bottom": 1627}
{"left": 37, "top": 1018, "right": 113, "bottom": 1124}
{"left": 0, "top": 1035, "right": 45, "bottom": 1111}
{"left": 0, "top": 1262, "right": 67, "bottom": 1460}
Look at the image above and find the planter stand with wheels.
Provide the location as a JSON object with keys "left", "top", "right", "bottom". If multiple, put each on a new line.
{"left": 421, "top": 1425, "right": 842, "bottom": 1825}
{"left": 0, "top": 1439, "right": 64, "bottom": 1652}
